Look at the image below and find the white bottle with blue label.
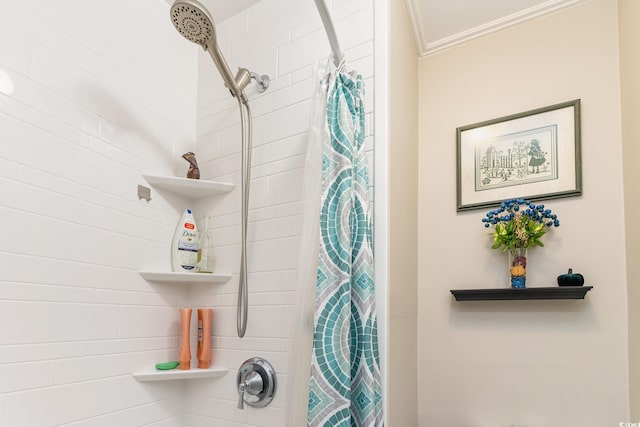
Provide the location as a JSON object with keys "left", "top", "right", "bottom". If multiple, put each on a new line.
{"left": 172, "top": 209, "right": 199, "bottom": 272}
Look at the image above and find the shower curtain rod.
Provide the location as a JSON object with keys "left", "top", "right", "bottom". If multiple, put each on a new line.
{"left": 313, "top": 0, "right": 344, "bottom": 67}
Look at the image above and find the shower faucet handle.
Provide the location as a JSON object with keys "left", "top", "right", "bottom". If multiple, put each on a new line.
{"left": 237, "top": 382, "right": 245, "bottom": 410}
{"left": 237, "top": 370, "right": 263, "bottom": 409}
{"left": 236, "top": 357, "right": 277, "bottom": 410}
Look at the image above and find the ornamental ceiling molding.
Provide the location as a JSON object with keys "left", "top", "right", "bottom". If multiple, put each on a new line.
{"left": 405, "top": 0, "right": 588, "bottom": 57}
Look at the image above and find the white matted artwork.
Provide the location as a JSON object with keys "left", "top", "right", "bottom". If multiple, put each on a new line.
{"left": 456, "top": 99, "right": 582, "bottom": 211}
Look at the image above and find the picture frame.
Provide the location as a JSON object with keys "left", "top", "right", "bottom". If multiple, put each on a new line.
{"left": 456, "top": 99, "right": 582, "bottom": 211}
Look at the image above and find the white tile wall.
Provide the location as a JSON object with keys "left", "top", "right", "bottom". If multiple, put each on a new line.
{"left": 185, "top": 0, "right": 375, "bottom": 426}
{"left": 0, "top": 0, "right": 375, "bottom": 425}
{"left": 0, "top": 0, "right": 198, "bottom": 425}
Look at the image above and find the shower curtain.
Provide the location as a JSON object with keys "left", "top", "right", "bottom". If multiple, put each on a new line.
{"left": 306, "top": 63, "right": 384, "bottom": 427}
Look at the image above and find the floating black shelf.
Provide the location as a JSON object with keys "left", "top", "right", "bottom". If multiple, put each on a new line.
{"left": 450, "top": 286, "right": 593, "bottom": 301}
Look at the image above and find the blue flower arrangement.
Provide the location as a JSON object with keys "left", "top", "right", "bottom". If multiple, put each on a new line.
{"left": 482, "top": 198, "right": 560, "bottom": 251}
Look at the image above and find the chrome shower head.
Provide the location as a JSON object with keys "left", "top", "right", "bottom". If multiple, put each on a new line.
{"left": 170, "top": 0, "right": 248, "bottom": 100}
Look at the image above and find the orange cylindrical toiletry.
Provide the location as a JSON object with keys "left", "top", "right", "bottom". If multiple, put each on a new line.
{"left": 179, "top": 308, "right": 192, "bottom": 370}
{"left": 197, "top": 308, "right": 212, "bottom": 369}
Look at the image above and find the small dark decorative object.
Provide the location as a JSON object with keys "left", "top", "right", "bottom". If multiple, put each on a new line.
{"left": 557, "top": 268, "right": 584, "bottom": 286}
{"left": 182, "top": 152, "right": 200, "bottom": 179}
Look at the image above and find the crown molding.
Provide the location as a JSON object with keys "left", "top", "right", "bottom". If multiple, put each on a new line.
{"left": 405, "top": 0, "right": 587, "bottom": 57}
{"left": 404, "top": 0, "right": 428, "bottom": 55}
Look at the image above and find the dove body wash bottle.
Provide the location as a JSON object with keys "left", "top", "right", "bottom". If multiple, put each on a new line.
{"left": 172, "top": 209, "right": 198, "bottom": 272}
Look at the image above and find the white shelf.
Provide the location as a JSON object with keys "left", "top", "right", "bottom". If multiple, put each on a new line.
{"left": 139, "top": 271, "right": 232, "bottom": 284}
{"left": 143, "top": 175, "right": 234, "bottom": 200}
{"left": 133, "top": 367, "right": 228, "bottom": 382}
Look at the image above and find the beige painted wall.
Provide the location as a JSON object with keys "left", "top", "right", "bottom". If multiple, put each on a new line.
{"left": 417, "top": 0, "right": 629, "bottom": 425}
{"left": 619, "top": 0, "right": 640, "bottom": 419}
{"left": 388, "top": 0, "right": 419, "bottom": 425}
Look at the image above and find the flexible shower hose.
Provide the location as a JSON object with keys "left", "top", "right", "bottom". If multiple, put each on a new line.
{"left": 237, "top": 98, "right": 252, "bottom": 338}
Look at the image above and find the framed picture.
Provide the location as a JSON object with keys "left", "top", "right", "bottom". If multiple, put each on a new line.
{"left": 456, "top": 99, "right": 581, "bottom": 211}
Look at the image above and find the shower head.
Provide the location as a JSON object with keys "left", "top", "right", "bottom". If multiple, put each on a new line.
{"left": 170, "top": 0, "right": 214, "bottom": 47}
{"left": 170, "top": 0, "right": 248, "bottom": 100}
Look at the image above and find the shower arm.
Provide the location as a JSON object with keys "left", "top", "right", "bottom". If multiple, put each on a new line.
{"left": 249, "top": 72, "right": 269, "bottom": 93}
{"left": 314, "top": 0, "right": 344, "bottom": 67}
{"left": 204, "top": 45, "right": 269, "bottom": 103}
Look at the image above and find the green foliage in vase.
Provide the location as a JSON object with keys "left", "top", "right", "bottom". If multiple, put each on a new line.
{"left": 481, "top": 198, "right": 560, "bottom": 251}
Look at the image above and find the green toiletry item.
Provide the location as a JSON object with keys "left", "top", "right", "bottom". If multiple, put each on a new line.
{"left": 155, "top": 361, "right": 180, "bottom": 370}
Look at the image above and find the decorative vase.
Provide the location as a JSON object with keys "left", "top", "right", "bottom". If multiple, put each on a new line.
{"left": 508, "top": 247, "right": 527, "bottom": 288}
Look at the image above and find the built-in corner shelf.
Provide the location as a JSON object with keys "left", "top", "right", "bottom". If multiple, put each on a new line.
{"left": 450, "top": 286, "right": 593, "bottom": 301}
{"left": 135, "top": 174, "right": 232, "bottom": 384}
{"left": 133, "top": 367, "right": 228, "bottom": 382}
{"left": 139, "top": 271, "right": 232, "bottom": 284}
{"left": 139, "top": 175, "right": 234, "bottom": 283}
{"left": 143, "top": 175, "right": 234, "bottom": 200}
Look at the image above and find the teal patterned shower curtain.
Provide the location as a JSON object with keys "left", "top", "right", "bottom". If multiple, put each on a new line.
{"left": 307, "top": 66, "right": 384, "bottom": 427}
